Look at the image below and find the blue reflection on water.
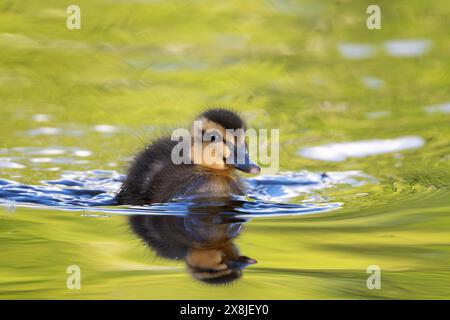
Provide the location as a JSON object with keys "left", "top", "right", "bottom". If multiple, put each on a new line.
{"left": 0, "top": 170, "right": 373, "bottom": 218}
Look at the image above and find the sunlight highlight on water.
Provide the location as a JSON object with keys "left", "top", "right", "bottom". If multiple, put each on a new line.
{"left": 298, "top": 136, "right": 425, "bottom": 162}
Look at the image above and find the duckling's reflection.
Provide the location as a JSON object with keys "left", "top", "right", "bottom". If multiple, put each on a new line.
{"left": 129, "top": 198, "right": 257, "bottom": 285}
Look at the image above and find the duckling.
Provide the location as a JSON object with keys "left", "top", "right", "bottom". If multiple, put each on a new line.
{"left": 117, "top": 108, "right": 260, "bottom": 205}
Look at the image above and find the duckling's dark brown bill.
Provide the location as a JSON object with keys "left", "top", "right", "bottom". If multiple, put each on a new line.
{"left": 233, "top": 153, "right": 261, "bottom": 174}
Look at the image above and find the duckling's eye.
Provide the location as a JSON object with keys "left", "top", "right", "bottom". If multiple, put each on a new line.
{"left": 203, "top": 130, "right": 221, "bottom": 143}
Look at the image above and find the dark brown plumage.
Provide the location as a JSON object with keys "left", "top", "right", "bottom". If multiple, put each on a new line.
{"left": 199, "top": 108, "right": 245, "bottom": 130}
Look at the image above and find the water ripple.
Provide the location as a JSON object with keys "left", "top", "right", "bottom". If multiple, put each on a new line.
{"left": 0, "top": 170, "right": 373, "bottom": 218}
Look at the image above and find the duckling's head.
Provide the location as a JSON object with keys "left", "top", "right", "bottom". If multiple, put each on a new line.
{"left": 190, "top": 108, "right": 260, "bottom": 174}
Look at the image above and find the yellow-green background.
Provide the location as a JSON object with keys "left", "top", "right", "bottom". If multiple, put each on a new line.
{"left": 0, "top": 0, "right": 449, "bottom": 299}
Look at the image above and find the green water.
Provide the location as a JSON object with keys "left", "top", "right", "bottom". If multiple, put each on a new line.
{"left": 1, "top": 0, "right": 449, "bottom": 299}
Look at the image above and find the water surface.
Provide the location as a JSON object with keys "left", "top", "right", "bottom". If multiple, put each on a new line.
{"left": 0, "top": 0, "right": 449, "bottom": 299}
